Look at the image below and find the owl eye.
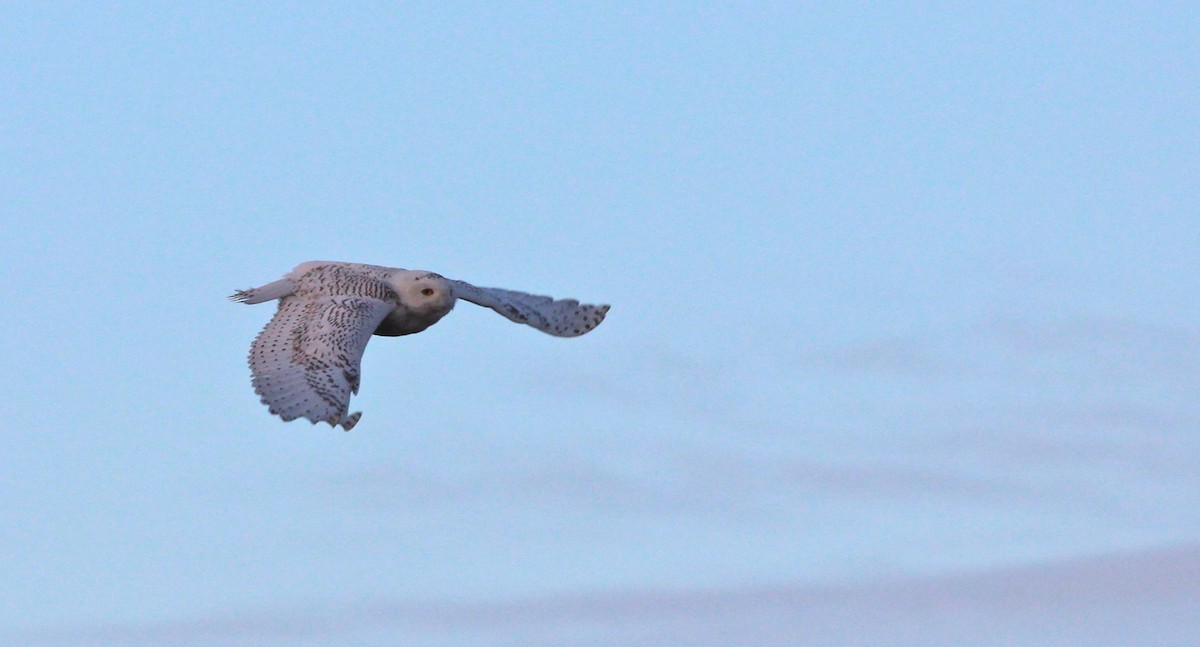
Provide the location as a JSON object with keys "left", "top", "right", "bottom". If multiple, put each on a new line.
{"left": 421, "top": 288, "right": 435, "bottom": 296}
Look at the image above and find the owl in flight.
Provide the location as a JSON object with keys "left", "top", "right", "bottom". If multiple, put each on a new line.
{"left": 231, "top": 261, "right": 609, "bottom": 430}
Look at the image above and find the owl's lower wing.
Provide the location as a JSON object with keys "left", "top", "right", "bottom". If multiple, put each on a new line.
{"left": 248, "top": 295, "right": 394, "bottom": 430}
{"left": 448, "top": 280, "right": 609, "bottom": 337}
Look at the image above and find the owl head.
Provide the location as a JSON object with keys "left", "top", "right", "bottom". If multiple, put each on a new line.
{"left": 388, "top": 270, "right": 457, "bottom": 316}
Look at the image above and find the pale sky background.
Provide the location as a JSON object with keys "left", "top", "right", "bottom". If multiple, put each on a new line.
{"left": 2, "top": 2, "right": 1198, "bottom": 646}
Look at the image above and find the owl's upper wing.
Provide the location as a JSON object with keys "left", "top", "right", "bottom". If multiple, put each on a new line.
{"left": 447, "top": 279, "right": 609, "bottom": 337}
{"left": 247, "top": 292, "right": 395, "bottom": 430}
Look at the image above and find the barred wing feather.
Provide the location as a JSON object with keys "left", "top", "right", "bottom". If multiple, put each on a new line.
{"left": 248, "top": 295, "right": 394, "bottom": 430}
{"left": 448, "top": 280, "right": 609, "bottom": 337}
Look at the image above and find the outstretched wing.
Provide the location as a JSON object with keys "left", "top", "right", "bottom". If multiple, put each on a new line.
{"left": 448, "top": 280, "right": 609, "bottom": 337}
{"left": 248, "top": 294, "right": 395, "bottom": 430}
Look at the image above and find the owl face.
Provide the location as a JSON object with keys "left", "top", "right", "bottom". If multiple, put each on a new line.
{"left": 389, "top": 270, "right": 456, "bottom": 316}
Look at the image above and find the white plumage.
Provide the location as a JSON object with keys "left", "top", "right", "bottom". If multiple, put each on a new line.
{"left": 231, "top": 261, "right": 609, "bottom": 430}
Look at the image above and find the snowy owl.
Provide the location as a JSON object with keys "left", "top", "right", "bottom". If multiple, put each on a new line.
{"left": 231, "top": 261, "right": 609, "bottom": 430}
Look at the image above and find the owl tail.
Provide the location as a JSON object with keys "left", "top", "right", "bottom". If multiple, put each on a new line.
{"left": 228, "top": 278, "right": 296, "bottom": 305}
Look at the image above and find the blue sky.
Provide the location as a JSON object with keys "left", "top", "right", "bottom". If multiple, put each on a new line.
{"left": 2, "top": 2, "right": 1198, "bottom": 645}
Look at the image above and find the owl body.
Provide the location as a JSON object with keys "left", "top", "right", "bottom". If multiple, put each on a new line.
{"left": 231, "top": 261, "right": 608, "bottom": 430}
{"left": 280, "top": 261, "right": 456, "bottom": 336}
